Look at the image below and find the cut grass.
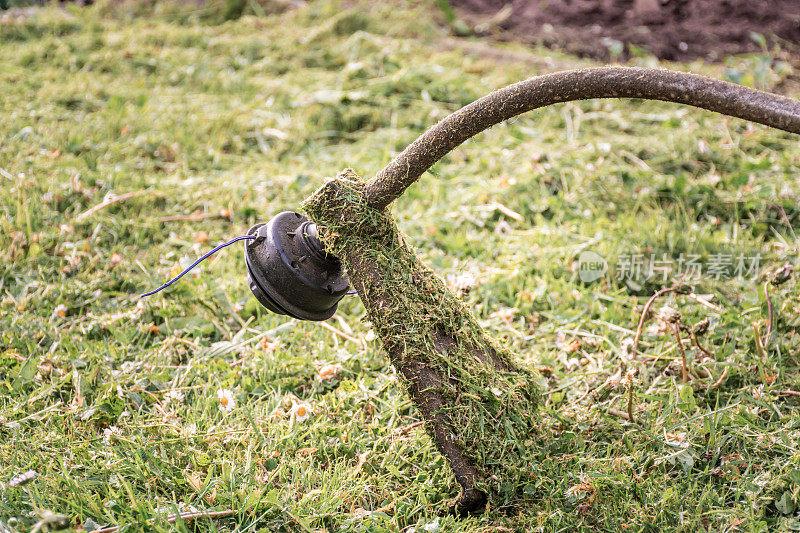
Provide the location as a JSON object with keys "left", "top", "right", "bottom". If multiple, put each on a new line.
{"left": 1, "top": 1, "right": 800, "bottom": 531}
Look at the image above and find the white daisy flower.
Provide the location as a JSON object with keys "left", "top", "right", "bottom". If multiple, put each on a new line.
{"left": 217, "top": 388, "right": 236, "bottom": 413}
{"left": 291, "top": 401, "right": 312, "bottom": 422}
{"left": 103, "top": 426, "right": 121, "bottom": 445}
{"left": 164, "top": 389, "right": 185, "bottom": 405}
{"left": 181, "top": 422, "right": 197, "bottom": 438}
{"left": 53, "top": 304, "right": 67, "bottom": 319}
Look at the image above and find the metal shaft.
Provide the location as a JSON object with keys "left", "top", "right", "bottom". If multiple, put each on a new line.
{"left": 364, "top": 66, "right": 800, "bottom": 210}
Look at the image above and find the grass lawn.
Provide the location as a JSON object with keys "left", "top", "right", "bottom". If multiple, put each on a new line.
{"left": 1, "top": 1, "right": 800, "bottom": 531}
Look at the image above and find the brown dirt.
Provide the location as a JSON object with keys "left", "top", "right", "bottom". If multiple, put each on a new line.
{"left": 449, "top": 0, "right": 800, "bottom": 61}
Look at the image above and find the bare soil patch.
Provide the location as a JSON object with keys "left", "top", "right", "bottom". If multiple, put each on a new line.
{"left": 450, "top": 0, "right": 800, "bottom": 61}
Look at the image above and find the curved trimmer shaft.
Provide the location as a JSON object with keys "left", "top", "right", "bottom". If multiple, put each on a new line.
{"left": 364, "top": 67, "right": 800, "bottom": 209}
{"left": 303, "top": 172, "right": 539, "bottom": 515}
{"left": 248, "top": 67, "right": 800, "bottom": 513}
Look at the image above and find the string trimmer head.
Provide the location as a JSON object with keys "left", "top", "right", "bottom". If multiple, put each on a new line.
{"left": 244, "top": 211, "right": 349, "bottom": 321}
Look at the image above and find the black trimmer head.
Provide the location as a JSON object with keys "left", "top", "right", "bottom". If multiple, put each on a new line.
{"left": 245, "top": 211, "right": 349, "bottom": 321}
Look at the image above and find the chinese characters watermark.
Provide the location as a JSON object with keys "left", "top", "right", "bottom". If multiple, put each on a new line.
{"left": 576, "top": 251, "right": 762, "bottom": 283}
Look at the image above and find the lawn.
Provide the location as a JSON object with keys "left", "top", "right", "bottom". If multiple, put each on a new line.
{"left": 1, "top": 1, "right": 800, "bottom": 531}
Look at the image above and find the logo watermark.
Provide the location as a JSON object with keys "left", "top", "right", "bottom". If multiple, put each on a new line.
{"left": 576, "top": 250, "right": 608, "bottom": 282}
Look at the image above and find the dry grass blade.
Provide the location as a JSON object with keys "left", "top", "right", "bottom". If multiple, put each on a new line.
{"left": 159, "top": 209, "right": 231, "bottom": 223}
{"left": 205, "top": 321, "right": 296, "bottom": 358}
{"left": 764, "top": 282, "right": 774, "bottom": 348}
{"left": 632, "top": 285, "right": 681, "bottom": 355}
{"left": 74, "top": 190, "right": 145, "bottom": 221}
